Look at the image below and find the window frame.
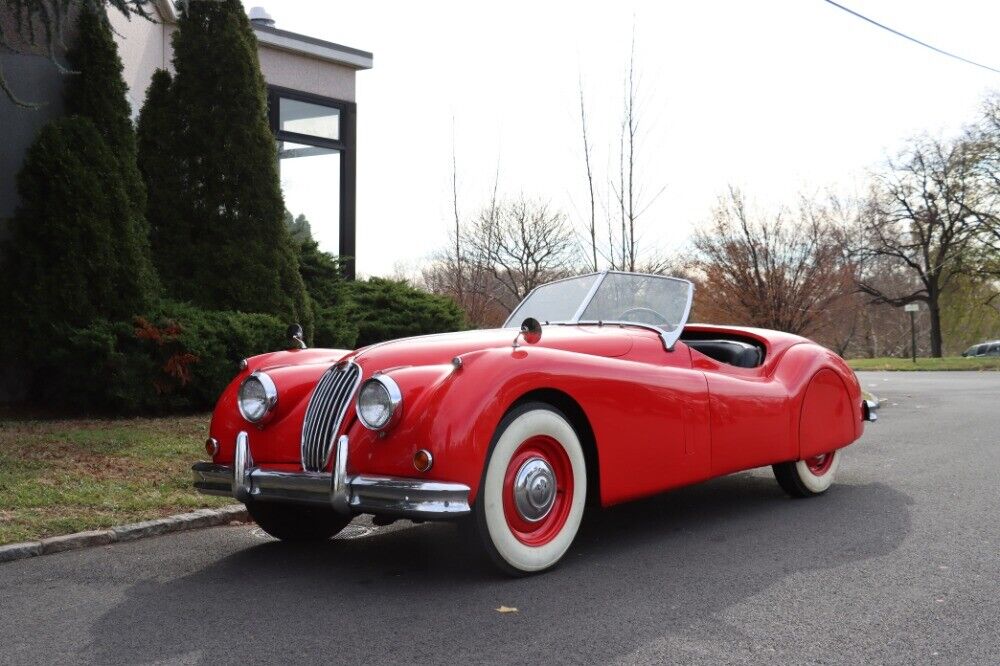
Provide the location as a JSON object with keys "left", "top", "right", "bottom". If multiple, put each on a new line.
{"left": 267, "top": 85, "right": 357, "bottom": 278}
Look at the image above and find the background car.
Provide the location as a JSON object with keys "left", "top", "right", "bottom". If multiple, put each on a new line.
{"left": 962, "top": 341, "right": 1000, "bottom": 357}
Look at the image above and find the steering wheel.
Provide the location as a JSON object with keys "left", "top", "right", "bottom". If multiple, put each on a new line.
{"left": 618, "top": 306, "right": 670, "bottom": 326}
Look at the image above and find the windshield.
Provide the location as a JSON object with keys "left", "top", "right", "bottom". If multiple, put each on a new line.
{"left": 504, "top": 271, "right": 693, "bottom": 348}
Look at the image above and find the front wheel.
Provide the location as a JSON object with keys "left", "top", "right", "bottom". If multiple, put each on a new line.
{"left": 472, "top": 403, "right": 588, "bottom": 576}
{"left": 772, "top": 449, "right": 841, "bottom": 498}
{"left": 247, "top": 501, "right": 352, "bottom": 541}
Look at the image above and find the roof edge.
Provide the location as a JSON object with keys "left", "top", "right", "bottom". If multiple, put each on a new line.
{"left": 252, "top": 24, "right": 373, "bottom": 70}
{"left": 152, "top": 3, "right": 372, "bottom": 70}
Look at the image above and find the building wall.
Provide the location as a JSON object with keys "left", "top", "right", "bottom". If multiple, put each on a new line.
{"left": 0, "top": 6, "right": 77, "bottom": 225}
{"left": 0, "top": 55, "right": 68, "bottom": 225}
{"left": 257, "top": 47, "right": 356, "bottom": 102}
{"left": 107, "top": 10, "right": 175, "bottom": 118}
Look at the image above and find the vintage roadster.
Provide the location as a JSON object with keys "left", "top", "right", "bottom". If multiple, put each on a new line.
{"left": 194, "top": 271, "right": 876, "bottom": 574}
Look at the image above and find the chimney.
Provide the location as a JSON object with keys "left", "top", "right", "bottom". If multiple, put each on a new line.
{"left": 248, "top": 6, "right": 275, "bottom": 28}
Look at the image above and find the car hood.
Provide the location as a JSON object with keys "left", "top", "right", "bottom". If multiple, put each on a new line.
{"left": 348, "top": 325, "right": 635, "bottom": 371}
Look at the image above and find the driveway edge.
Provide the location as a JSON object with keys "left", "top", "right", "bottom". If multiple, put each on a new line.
{"left": 0, "top": 505, "right": 249, "bottom": 564}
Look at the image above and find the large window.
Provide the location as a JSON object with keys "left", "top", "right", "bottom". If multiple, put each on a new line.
{"left": 269, "top": 87, "right": 356, "bottom": 276}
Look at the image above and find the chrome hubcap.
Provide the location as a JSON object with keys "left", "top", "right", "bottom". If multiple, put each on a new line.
{"left": 513, "top": 457, "right": 556, "bottom": 522}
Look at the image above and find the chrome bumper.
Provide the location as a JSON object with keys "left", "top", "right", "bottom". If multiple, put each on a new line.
{"left": 192, "top": 432, "right": 471, "bottom": 519}
{"left": 862, "top": 398, "right": 879, "bottom": 422}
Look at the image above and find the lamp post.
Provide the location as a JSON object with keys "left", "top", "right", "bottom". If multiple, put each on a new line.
{"left": 904, "top": 303, "right": 919, "bottom": 363}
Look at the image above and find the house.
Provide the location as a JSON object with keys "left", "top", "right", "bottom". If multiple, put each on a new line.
{"left": 0, "top": 1, "right": 372, "bottom": 274}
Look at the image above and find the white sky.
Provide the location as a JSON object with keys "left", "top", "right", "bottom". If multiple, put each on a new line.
{"left": 267, "top": 0, "right": 1000, "bottom": 277}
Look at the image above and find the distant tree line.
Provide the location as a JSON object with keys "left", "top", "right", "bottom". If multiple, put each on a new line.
{"left": 423, "top": 37, "right": 1000, "bottom": 358}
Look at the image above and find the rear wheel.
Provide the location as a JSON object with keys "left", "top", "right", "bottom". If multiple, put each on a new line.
{"left": 472, "top": 403, "right": 587, "bottom": 576}
{"left": 772, "top": 449, "right": 841, "bottom": 498}
{"left": 247, "top": 501, "right": 351, "bottom": 541}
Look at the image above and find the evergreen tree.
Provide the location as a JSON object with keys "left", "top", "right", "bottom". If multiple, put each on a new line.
{"left": 163, "top": 0, "right": 311, "bottom": 330}
{"left": 2, "top": 118, "right": 153, "bottom": 338}
{"left": 64, "top": 2, "right": 159, "bottom": 310}
{"left": 137, "top": 69, "right": 179, "bottom": 265}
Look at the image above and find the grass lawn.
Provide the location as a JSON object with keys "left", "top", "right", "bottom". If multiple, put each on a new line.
{"left": 848, "top": 356, "right": 1000, "bottom": 371}
{"left": 0, "top": 413, "right": 232, "bottom": 545}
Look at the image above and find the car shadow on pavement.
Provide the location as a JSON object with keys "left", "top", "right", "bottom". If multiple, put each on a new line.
{"left": 86, "top": 473, "right": 911, "bottom": 664}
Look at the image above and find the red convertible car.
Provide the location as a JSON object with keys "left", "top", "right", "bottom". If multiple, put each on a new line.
{"left": 194, "top": 271, "right": 876, "bottom": 575}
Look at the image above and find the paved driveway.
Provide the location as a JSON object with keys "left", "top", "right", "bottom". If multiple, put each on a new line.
{"left": 1, "top": 372, "right": 998, "bottom": 664}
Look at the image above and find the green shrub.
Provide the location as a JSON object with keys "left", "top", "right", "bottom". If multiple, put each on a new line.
{"left": 31, "top": 303, "right": 288, "bottom": 413}
{"left": 332, "top": 278, "right": 467, "bottom": 348}
{"left": 1, "top": 117, "right": 158, "bottom": 344}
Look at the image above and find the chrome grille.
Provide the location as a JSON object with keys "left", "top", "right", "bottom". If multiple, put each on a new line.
{"left": 301, "top": 361, "right": 361, "bottom": 471}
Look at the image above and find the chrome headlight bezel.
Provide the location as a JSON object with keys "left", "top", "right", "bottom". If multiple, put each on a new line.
{"left": 237, "top": 371, "right": 278, "bottom": 424}
{"left": 355, "top": 375, "right": 403, "bottom": 431}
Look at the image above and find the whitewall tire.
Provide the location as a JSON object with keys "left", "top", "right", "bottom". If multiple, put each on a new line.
{"left": 473, "top": 403, "right": 587, "bottom": 575}
{"left": 772, "top": 449, "right": 841, "bottom": 498}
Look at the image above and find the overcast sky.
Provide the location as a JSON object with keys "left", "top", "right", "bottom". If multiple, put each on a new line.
{"left": 266, "top": 0, "right": 1000, "bottom": 277}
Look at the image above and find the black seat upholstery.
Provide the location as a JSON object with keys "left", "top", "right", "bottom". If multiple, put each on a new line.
{"left": 686, "top": 339, "right": 763, "bottom": 368}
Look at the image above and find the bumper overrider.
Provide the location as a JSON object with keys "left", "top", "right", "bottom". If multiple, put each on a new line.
{"left": 192, "top": 432, "right": 471, "bottom": 519}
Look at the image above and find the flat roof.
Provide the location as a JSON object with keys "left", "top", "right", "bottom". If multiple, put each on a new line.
{"left": 252, "top": 24, "right": 373, "bottom": 70}
{"left": 154, "top": 2, "right": 373, "bottom": 70}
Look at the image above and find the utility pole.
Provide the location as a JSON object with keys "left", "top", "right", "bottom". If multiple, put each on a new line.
{"left": 904, "top": 303, "right": 919, "bottom": 363}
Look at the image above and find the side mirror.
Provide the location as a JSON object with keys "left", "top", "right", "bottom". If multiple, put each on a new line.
{"left": 512, "top": 317, "right": 542, "bottom": 348}
{"left": 287, "top": 323, "right": 306, "bottom": 350}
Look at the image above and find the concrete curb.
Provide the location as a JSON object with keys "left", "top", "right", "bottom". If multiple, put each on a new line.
{"left": 0, "top": 505, "right": 249, "bottom": 564}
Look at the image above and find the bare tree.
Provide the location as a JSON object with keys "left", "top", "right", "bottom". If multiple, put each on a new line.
{"left": 857, "top": 135, "right": 991, "bottom": 356}
{"left": 692, "top": 188, "right": 854, "bottom": 337}
{"left": 576, "top": 26, "right": 665, "bottom": 272}
{"left": 465, "top": 197, "right": 579, "bottom": 307}
{"left": 578, "top": 74, "right": 598, "bottom": 272}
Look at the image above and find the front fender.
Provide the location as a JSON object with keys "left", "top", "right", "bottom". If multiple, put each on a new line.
{"left": 349, "top": 343, "right": 707, "bottom": 507}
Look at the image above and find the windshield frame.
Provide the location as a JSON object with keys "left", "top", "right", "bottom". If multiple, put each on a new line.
{"left": 503, "top": 271, "right": 694, "bottom": 351}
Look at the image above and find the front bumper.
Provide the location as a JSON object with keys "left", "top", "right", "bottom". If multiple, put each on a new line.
{"left": 192, "top": 432, "right": 471, "bottom": 520}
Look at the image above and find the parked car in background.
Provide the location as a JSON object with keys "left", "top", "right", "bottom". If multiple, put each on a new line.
{"left": 962, "top": 341, "right": 1000, "bottom": 357}
{"left": 193, "top": 271, "right": 876, "bottom": 575}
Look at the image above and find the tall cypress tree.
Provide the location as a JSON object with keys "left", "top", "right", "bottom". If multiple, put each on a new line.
{"left": 3, "top": 118, "right": 148, "bottom": 336}
{"left": 162, "top": 0, "right": 311, "bottom": 329}
{"left": 137, "top": 69, "right": 178, "bottom": 266}
{"left": 64, "top": 2, "right": 158, "bottom": 312}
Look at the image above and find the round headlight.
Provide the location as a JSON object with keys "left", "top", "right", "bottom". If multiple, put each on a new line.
{"left": 356, "top": 375, "right": 402, "bottom": 431}
{"left": 238, "top": 372, "right": 278, "bottom": 423}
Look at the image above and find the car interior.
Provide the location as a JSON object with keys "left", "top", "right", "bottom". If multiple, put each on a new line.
{"left": 680, "top": 330, "right": 766, "bottom": 369}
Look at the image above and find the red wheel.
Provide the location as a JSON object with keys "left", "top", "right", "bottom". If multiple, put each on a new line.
{"left": 501, "top": 435, "right": 575, "bottom": 547}
{"left": 804, "top": 453, "right": 835, "bottom": 476}
{"left": 472, "top": 403, "right": 587, "bottom": 575}
{"left": 773, "top": 449, "right": 841, "bottom": 498}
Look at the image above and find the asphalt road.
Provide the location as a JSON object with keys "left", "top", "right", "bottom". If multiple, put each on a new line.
{"left": 2, "top": 372, "right": 999, "bottom": 665}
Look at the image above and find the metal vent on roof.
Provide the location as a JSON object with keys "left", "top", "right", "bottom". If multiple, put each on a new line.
{"left": 248, "top": 6, "right": 275, "bottom": 27}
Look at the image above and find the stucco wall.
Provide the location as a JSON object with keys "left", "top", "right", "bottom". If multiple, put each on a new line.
{"left": 257, "top": 46, "right": 356, "bottom": 102}
{"left": 108, "top": 11, "right": 357, "bottom": 111}
{"left": 107, "top": 10, "right": 175, "bottom": 118}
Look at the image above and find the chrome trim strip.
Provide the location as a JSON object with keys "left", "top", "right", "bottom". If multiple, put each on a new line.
{"left": 300, "top": 360, "right": 361, "bottom": 471}
{"left": 192, "top": 434, "right": 471, "bottom": 519}
{"left": 347, "top": 476, "right": 471, "bottom": 517}
{"left": 233, "top": 431, "right": 253, "bottom": 502}
{"left": 569, "top": 271, "right": 608, "bottom": 322}
{"left": 331, "top": 435, "right": 350, "bottom": 513}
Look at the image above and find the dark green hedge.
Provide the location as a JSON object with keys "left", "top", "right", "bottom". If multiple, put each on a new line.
{"left": 336, "top": 277, "right": 467, "bottom": 348}
{"left": 32, "top": 303, "right": 286, "bottom": 413}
